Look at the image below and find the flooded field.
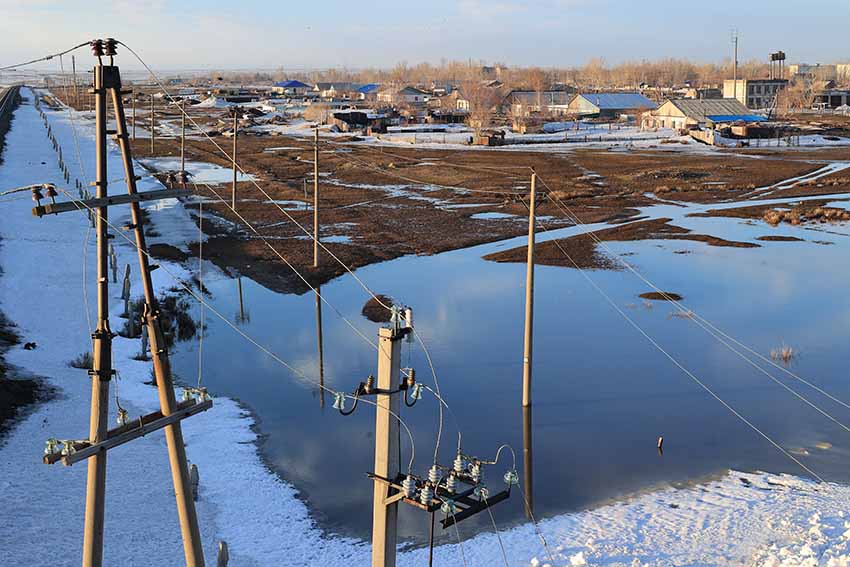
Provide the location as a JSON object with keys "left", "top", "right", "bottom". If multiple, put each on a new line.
{"left": 170, "top": 187, "right": 850, "bottom": 545}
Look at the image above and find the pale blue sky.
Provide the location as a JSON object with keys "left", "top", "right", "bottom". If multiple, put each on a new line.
{"left": 1, "top": 0, "right": 848, "bottom": 70}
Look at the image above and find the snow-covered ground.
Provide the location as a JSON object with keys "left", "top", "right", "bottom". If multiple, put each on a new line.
{"left": 2, "top": 88, "right": 850, "bottom": 566}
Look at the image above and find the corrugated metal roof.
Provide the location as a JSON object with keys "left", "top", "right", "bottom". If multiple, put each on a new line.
{"left": 575, "top": 92, "right": 655, "bottom": 110}
{"left": 706, "top": 114, "right": 767, "bottom": 123}
{"left": 274, "top": 80, "right": 311, "bottom": 89}
{"left": 668, "top": 98, "right": 752, "bottom": 120}
{"left": 357, "top": 83, "right": 381, "bottom": 93}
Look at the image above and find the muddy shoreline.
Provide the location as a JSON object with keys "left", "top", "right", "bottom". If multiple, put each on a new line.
{"left": 127, "top": 126, "right": 850, "bottom": 292}
{"left": 484, "top": 218, "right": 759, "bottom": 270}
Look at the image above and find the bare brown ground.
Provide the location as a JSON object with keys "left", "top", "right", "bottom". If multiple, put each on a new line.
{"left": 97, "top": 102, "right": 849, "bottom": 290}
{"left": 483, "top": 218, "right": 758, "bottom": 270}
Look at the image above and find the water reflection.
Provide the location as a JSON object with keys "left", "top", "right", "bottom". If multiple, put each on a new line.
{"left": 522, "top": 404, "right": 534, "bottom": 519}
{"left": 235, "top": 276, "right": 250, "bottom": 325}
{"left": 316, "top": 287, "right": 325, "bottom": 409}
{"left": 171, "top": 192, "right": 850, "bottom": 544}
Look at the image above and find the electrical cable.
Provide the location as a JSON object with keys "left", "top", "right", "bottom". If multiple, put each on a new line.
{"left": 517, "top": 195, "right": 825, "bottom": 482}
{"left": 50, "top": 182, "right": 420, "bottom": 474}
{"left": 536, "top": 175, "right": 850, "bottom": 422}
{"left": 118, "top": 42, "right": 450, "bottom": 467}
{"left": 0, "top": 41, "right": 91, "bottom": 72}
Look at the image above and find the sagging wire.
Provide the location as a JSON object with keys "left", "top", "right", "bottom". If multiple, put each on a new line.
{"left": 48, "top": 183, "right": 420, "bottom": 474}
{"left": 517, "top": 195, "right": 826, "bottom": 483}
{"left": 0, "top": 41, "right": 91, "bottom": 72}
{"left": 535, "top": 177, "right": 850, "bottom": 435}
{"left": 117, "top": 42, "right": 451, "bottom": 469}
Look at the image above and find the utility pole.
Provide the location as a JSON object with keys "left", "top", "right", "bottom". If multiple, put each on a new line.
{"left": 522, "top": 405, "right": 534, "bottom": 518}
{"left": 109, "top": 63, "right": 205, "bottom": 567}
{"left": 81, "top": 59, "right": 112, "bottom": 567}
{"left": 150, "top": 92, "right": 155, "bottom": 154}
{"left": 231, "top": 108, "right": 238, "bottom": 212}
{"left": 181, "top": 99, "right": 186, "bottom": 176}
{"left": 71, "top": 55, "right": 79, "bottom": 108}
{"left": 313, "top": 127, "right": 320, "bottom": 268}
{"left": 131, "top": 88, "right": 136, "bottom": 141}
{"left": 36, "top": 40, "right": 210, "bottom": 567}
{"left": 732, "top": 30, "right": 739, "bottom": 103}
{"left": 371, "top": 326, "right": 402, "bottom": 567}
{"left": 522, "top": 173, "right": 536, "bottom": 408}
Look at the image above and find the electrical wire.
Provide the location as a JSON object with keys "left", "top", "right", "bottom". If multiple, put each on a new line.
{"left": 517, "top": 195, "right": 825, "bottom": 482}
{"left": 0, "top": 42, "right": 92, "bottom": 72}
{"left": 118, "top": 41, "right": 450, "bottom": 467}
{"left": 535, "top": 176, "right": 850, "bottom": 423}
{"left": 49, "top": 182, "right": 420, "bottom": 474}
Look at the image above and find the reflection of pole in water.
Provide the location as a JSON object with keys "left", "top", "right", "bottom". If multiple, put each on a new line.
{"left": 316, "top": 286, "right": 325, "bottom": 408}
{"left": 522, "top": 404, "right": 534, "bottom": 519}
{"left": 235, "top": 277, "right": 250, "bottom": 324}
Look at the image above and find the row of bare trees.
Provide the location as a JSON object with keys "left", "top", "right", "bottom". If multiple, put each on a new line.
{"left": 197, "top": 56, "right": 780, "bottom": 92}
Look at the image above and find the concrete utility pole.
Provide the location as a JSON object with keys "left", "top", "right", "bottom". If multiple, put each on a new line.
{"left": 82, "top": 61, "right": 112, "bottom": 567}
{"left": 371, "top": 326, "right": 402, "bottom": 567}
{"left": 231, "top": 108, "right": 238, "bottom": 212}
{"left": 522, "top": 173, "right": 536, "bottom": 408}
{"left": 313, "top": 127, "right": 320, "bottom": 268}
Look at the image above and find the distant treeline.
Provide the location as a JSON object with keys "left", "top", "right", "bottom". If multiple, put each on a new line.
{"left": 197, "top": 57, "right": 779, "bottom": 90}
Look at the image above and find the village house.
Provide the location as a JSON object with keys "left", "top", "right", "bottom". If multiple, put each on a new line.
{"left": 567, "top": 92, "right": 655, "bottom": 119}
{"left": 272, "top": 80, "right": 312, "bottom": 96}
{"left": 356, "top": 83, "right": 382, "bottom": 101}
{"left": 645, "top": 98, "right": 763, "bottom": 131}
{"left": 723, "top": 79, "right": 788, "bottom": 109}
{"left": 314, "top": 82, "right": 355, "bottom": 99}
{"left": 505, "top": 88, "right": 575, "bottom": 116}
{"left": 377, "top": 86, "right": 430, "bottom": 106}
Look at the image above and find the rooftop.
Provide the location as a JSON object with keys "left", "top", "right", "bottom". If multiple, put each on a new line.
{"left": 575, "top": 92, "right": 655, "bottom": 110}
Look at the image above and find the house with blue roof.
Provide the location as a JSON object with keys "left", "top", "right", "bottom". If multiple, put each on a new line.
{"left": 357, "top": 83, "right": 381, "bottom": 101}
{"left": 647, "top": 98, "right": 765, "bottom": 131}
{"left": 567, "top": 92, "right": 656, "bottom": 118}
{"left": 272, "top": 80, "right": 312, "bottom": 95}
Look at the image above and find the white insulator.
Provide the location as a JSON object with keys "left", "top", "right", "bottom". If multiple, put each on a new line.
{"left": 446, "top": 473, "right": 457, "bottom": 494}
{"left": 428, "top": 465, "right": 440, "bottom": 485}
{"left": 453, "top": 454, "right": 465, "bottom": 474}
{"left": 419, "top": 484, "right": 434, "bottom": 506}
{"left": 469, "top": 462, "right": 481, "bottom": 483}
{"left": 404, "top": 307, "right": 414, "bottom": 329}
{"left": 474, "top": 485, "right": 489, "bottom": 501}
{"left": 402, "top": 475, "right": 417, "bottom": 499}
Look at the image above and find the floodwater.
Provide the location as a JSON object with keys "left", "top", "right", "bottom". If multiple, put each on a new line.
{"left": 170, "top": 184, "right": 850, "bottom": 545}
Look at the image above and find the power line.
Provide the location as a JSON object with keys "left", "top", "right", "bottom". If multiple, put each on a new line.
{"left": 517, "top": 195, "right": 825, "bottom": 482}
{"left": 117, "top": 41, "right": 452, "bottom": 466}
{"left": 535, "top": 176, "right": 850, "bottom": 424}
{"left": 0, "top": 41, "right": 91, "bottom": 72}
{"left": 50, "top": 182, "right": 421, "bottom": 474}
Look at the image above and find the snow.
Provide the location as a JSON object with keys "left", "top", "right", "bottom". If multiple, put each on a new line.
{"left": 137, "top": 157, "right": 256, "bottom": 185}
{"left": 3, "top": 88, "right": 850, "bottom": 566}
